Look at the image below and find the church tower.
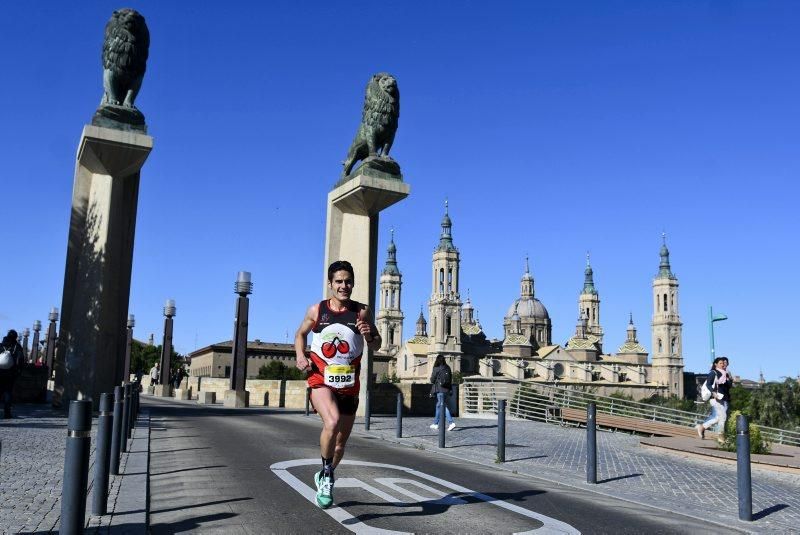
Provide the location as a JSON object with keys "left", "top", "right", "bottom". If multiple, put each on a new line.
{"left": 377, "top": 229, "right": 404, "bottom": 354}
{"left": 429, "top": 200, "right": 462, "bottom": 363}
{"left": 650, "top": 235, "right": 684, "bottom": 397}
{"left": 578, "top": 253, "right": 603, "bottom": 344}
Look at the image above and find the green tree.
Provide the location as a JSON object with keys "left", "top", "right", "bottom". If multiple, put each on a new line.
{"left": 130, "top": 340, "right": 184, "bottom": 378}
{"left": 257, "top": 360, "right": 305, "bottom": 380}
{"left": 719, "top": 410, "right": 771, "bottom": 454}
{"left": 745, "top": 378, "right": 799, "bottom": 429}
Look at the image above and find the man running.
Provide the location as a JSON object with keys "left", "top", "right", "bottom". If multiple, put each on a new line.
{"left": 295, "top": 260, "right": 381, "bottom": 509}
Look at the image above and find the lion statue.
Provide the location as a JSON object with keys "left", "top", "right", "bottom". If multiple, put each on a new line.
{"left": 100, "top": 9, "right": 149, "bottom": 109}
{"left": 341, "top": 73, "right": 400, "bottom": 178}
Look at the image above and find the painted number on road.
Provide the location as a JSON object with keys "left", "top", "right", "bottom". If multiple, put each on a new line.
{"left": 270, "top": 459, "right": 579, "bottom": 534}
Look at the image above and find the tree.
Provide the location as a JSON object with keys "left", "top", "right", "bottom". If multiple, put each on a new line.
{"left": 130, "top": 340, "right": 184, "bottom": 377}
{"left": 257, "top": 360, "right": 305, "bottom": 380}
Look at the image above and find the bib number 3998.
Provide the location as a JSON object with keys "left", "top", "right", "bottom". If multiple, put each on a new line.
{"left": 324, "top": 364, "right": 355, "bottom": 388}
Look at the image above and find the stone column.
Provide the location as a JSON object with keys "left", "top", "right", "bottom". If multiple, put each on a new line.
{"left": 54, "top": 125, "right": 152, "bottom": 408}
{"left": 323, "top": 166, "right": 410, "bottom": 415}
{"left": 155, "top": 301, "right": 175, "bottom": 397}
{"left": 224, "top": 272, "right": 252, "bottom": 408}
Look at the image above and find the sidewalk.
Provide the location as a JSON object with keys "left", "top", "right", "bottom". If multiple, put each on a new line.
{"left": 354, "top": 414, "right": 800, "bottom": 534}
{"left": 0, "top": 403, "right": 148, "bottom": 534}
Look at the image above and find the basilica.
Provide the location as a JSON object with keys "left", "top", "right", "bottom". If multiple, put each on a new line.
{"left": 375, "top": 203, "right": 685, "bottom": 401}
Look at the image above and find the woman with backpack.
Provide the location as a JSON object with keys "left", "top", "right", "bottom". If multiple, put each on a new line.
{"left": 0, "top": 330, "right": 25, "bottom": 419}
{"left": 429, "top": 354, "right": 456, "bottom": 431}
{"left": 695, "top": 356, "right": 732, "bottom": 441}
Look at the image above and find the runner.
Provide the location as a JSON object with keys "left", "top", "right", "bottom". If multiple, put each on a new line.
{"left": 294, "top": 260, "right": 381, "bottom": 509}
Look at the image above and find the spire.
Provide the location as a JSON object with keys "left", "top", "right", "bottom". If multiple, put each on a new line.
{"left": 626, "top": 312, "right": 637, "bottom": 342}
{"left": 582, "top": 251, "right": 597, "bottom": 294}
{"left": 520, "top": 256, "right": 534, "bottom": 299}
{"left": 436, "top": 199, "right": 456, "bottom": 252}
{"left": 657, "top": 233, "right": 675, "bottom": 279}
{"left": 510, "top": 302, "right": 521, "bottom": 334}
{"left": 382, "top": 228, "right": 400, "bottom": 275}
{"left": 415, "top": 306, "right": 427, "bottom": 336}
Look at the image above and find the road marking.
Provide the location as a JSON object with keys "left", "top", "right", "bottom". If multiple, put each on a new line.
{"left": 270, "top": 458, "right": 579, "bottom": 534}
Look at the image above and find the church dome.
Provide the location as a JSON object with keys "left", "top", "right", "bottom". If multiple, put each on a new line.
{"left": 507, "top": 297, "right": 549, "bottom": 320}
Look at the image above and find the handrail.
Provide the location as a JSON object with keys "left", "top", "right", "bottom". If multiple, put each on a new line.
{"left": 461, "top": 378, "right": 800, "bottom": 447}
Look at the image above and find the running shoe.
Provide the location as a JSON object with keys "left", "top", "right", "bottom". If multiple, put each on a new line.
{"left": 447, "top": 422, "right": 456, "bottom": 431}
{"left": 315, "top": 470, "right": 334, "bottom": 509}
{"left": 429, "top": 423, "right": 438, "bottom": 429}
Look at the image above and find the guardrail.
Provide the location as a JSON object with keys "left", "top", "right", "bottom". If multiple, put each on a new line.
{"left": 462, "top": 379, "right": 800, "bottom": 447}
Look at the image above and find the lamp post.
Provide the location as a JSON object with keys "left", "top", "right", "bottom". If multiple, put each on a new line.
{"left": 21, "top": 328, "right": 30, "bottom": 362}
{"left": 156, "top": 300, "right": 176, "bottom": 397}
{"left": 30, "top": 320, "right": 41, "bottom": 364}
{"left": 225, "top": 272, "right": 252, "bottom": 408}
{"left": 122, "top": 314, "right": 135, "bottom": 385}
{"left": 709, "top": 306, "right": 728, "bottom": 361}
{"left": 45, "top": 307, "right": 59, "bottom": 375}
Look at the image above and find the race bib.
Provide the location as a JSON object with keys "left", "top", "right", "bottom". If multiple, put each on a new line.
{"left": 324, "top": 364, "right": 356, "bottom": 389}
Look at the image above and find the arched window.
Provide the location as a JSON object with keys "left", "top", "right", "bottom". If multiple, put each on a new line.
{"left": 670, "top": 337, "right": 676, "bottom": 354}
{"left": 390, "top": 289, "right": 396, "bottom": 308}
{"left": 553, "top": 363, "right": 565, "bottom": 379}
{"left": 658, "top": 338, "right": 663, "bottom": 352}
{"left": 447, "top": 268, "right": 453, "bottom": 292}
{"left": 404, "top": 354, "right": 407, "bottom": 371}
{"left": 439, "top": 269, "right": 444, "bottom": 293}
{"left": 663, "top": 293, "right": 668, "bottom": 312}
{"left": 389, "top": 326, "right": 395, "bottom": 345}
{"left": 384, "top": 289, "right": 389, "bottom": 308}
{"left": 445, "top": 315, "right": 452, "bottom": 336}
{"left": 657, "top": 294, "right": 660, "bottom": 311}
{"left": 671, "top": 293, "right": 675, "bottom": 308}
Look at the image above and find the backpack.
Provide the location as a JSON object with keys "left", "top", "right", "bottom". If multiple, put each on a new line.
{"left": 439, "top": 366, "right": 452, "bottom": 389}
{"left": 0, "top": 348, "right": 13, "bottom": 370}
{"left": 700, "top": 381, "right": 713, "bottom": 402}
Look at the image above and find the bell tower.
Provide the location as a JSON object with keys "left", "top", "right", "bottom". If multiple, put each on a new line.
{"left": 578, "top": 253, "right": 603, "bottom": 343}
{"left": 651, "top": 234, "right": 684, "bottom": 397}
{"left": 377, "top": 229, "right": 404, "bottom": 354}
{"left": 428, "top": 200, "right": 462, "bottom": 362}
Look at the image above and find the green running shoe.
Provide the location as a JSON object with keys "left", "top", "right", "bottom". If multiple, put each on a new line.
{"left": 314, "top": 470, "right": 334, "bottom": 509}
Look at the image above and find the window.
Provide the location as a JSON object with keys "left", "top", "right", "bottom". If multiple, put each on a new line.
{"left": 384, "top": 289, "right": 388, "bottom": 308}
{"left": 658, "top": 338, "right": 663, "bottom": 352}
{"left": 389, "top": 326, "right": 395, "bottom": 345}
{"left": 663, "top": 293, "right": 668, "bottom": 312}
{"left": 657, "top": 294, "right": 660, "bottom": 310}
{"left": 390, "top": 289, "right": 396, "bottom": 308}
{"left": 404, "top": 354, "right": 407, "bottom": 371}
{"left": 671, "top": 337, "right": 676, "bottom": 354}
{"left": 445, "top": 315, "right": 452, "bottom": 336}
{"left": 447, "top": 269, "right": 453, "bottom": 292}
{"left": 439, "top": 269, "right": 444, "bottom": 293}
{"left": 554, "top": 363, "right": 564, "bottom": 379}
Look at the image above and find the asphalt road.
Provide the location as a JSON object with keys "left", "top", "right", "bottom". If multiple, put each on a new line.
{"left": 146, "top": 397, "right": 733, "bottom": 534}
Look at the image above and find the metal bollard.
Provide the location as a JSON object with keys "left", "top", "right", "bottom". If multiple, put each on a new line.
{"left": 497, "top": 399, "right": 506, "bottom": 463}
{"left": 60, "top": 399, "right": 92, "bottom": 535}
{"left": 305, "top": 387, "right": 311, "bottom": 416}
{"left": 364, "top": 390, "right": 371, "bottom": 431}
{"left": 110, "top": 386, "right": 123, "bottom": 475}
{"left": 587, "top": 402, "right": 597, "bottom": 484}
{"left": 737, "top": 414, "right": 753, "bottom": 521}
{"left": 121, "top": 384, "right": 131, "bottom": 452}
{"left": 438, "top": 397, "right": 446, "bottom": 448}
{"left": 396, "top": 392, "right": 403, "bottom": 438}
{"left": 92, "top": 393, "right": 113, "bottom": 516}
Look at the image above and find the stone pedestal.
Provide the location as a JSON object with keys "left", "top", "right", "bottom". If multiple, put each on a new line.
{"left": 175, "top": 388, "right": 191, "bottom": 400}
{"left": 146, "top": 385, "right": 155, "bottom": 395}
{"left": 198, "top": 391, "right": 216, "bottom": 404}
{"left": 153, "top": 385, "right": 171, "bottom": 397}
{"left": 323, "top": 167, "right": 410, "bottom": 415}
{"left": 54, "top": 125, "right": 152, "bottom": 408}
{"left": 223, "top": 389, "right": 249, "bottom": 408}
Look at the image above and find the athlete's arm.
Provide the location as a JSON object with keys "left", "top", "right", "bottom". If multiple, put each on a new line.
{"left": 294, "top": 303, "right": 318, "bottom": 371}
{"left": 356, "top": 306, "right": 382, "bottom": 351}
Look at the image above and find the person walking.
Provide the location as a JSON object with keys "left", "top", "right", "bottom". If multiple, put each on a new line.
{"left": 429, "top": 354, "right": 456, "bottom": 431}
{"left": 149, "top": 362, "right": 160, "bottom": 386}
{"left": 0, "top": 330, "right": 26, "bottom": 419}
{"left": 695, "top": 356, "right": 733, "bottom": 442}
{"left": 294, "top": 260, "right": 381, "bottom": 509}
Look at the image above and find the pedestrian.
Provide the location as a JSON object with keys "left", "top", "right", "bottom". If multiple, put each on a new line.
{"left": 294, "top": 260, "right": 381, "bottom": 509}
{"left": 695, "top": 356, "right": 733, "bottom": 442}
{"left": 0, "top": 330, "right": 26, "bottom": 419}
{"left": 429, "top": 354, "right": 456, "bottom": 431}
{"left": 150, "top": 362, "right": 160, "bottom": 386}
{"left": 172, "top": 367, "right": 184, "bottom": 390}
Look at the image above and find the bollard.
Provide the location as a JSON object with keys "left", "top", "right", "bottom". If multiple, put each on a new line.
{"left": 60, "top": 399, "right": 92, "bottom": 535}
{"left": 497, "top": 399, "right": 506, "bottom": 463}
{"left": 128, "top": 385, "right": 136, "bottom": 436}
{"left": 305, "top": 387, "right": 311, "bottom": 416}
{"left": 438, "top": 397, "right": 446, "bottom": 448}
{"left": 92, "top": 393, "right": 114, "bottom": 516}
{"left": 737, "top": 414, "right": 753, "bottom": 521}
{"left": 587, "top": 402, "right": 597, "bottom": 484}
{"left": 121, "top": 384, "right": 131, "bottom": 452}
{"left": 110, "top": 386, "right": 123, "bottom": 475}
{"left": 396, "top": 392, "right": 403, "bottom": 438}
{"left": 364, "top": 390, "right": 371, "bottom": 431}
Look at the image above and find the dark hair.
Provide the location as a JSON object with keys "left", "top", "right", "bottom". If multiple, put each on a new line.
{"left": 7, "top": 329, "right": 18, "bottom": 340}
{"left": 434, "top": 354, "right": 445, "bottom": 367}
{"left": 327, "top": 260, "right": 355, "bottom": 282}
{"left": 711, "top": 357, "right": 726, "bottom": 369}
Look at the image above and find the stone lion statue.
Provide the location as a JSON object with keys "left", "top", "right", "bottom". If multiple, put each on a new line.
{"left": 100, "top": 9, "right": 149, "bottom": 109}
{"left": 341, "top": 73, "right": 400, "bottom": 178}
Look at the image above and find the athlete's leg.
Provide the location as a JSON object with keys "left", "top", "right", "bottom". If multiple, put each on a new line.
{"left": 311, "top": 387, "right": 341, "bottom": 459}
{"left": 332, "top": 412, "right": 356, "bottom": 469}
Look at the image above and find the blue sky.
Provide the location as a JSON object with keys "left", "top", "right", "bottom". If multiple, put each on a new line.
{"left": 1, "top": 1, "right": 798, "bottom": 382}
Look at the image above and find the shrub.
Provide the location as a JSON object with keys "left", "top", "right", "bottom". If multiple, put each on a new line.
{"left": 719, "top": 410, "right": 771, "bottom": 454}
{"left": 257, "top": 360, "right": 305, "bottom": 380}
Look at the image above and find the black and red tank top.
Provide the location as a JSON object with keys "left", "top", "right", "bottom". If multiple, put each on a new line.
{"left": 307, "top": 299, "right": 364, "bottom": 395}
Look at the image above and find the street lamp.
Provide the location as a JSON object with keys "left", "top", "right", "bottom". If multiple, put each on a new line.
{"left": 45, "top": 307, "right": 59, "bottom": 374}
{"left": 30, "top": 320, "right": 42, "bottom": 364}
{"left": 708, "top": 305, "right": 728, "bottom": 361}
{"left": 158, "top": 300, "right": 176, "bottom": 395}
{"left": 21, "top": 327, "right": 30, "bottom": 362}
{"left": 122, "top": 314, "right": 135, "bottom": 385}
{"left": 226, "top": 271, "right": 252, "bottom": 408}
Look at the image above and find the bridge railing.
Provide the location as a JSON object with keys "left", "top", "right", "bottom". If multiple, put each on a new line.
{"left": 461, "top": 378, "right": 800, "bottom": 447}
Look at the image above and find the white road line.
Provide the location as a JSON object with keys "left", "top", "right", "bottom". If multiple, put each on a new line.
{"left": 269, "top": 458, "right": 579, "bottom": 534}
